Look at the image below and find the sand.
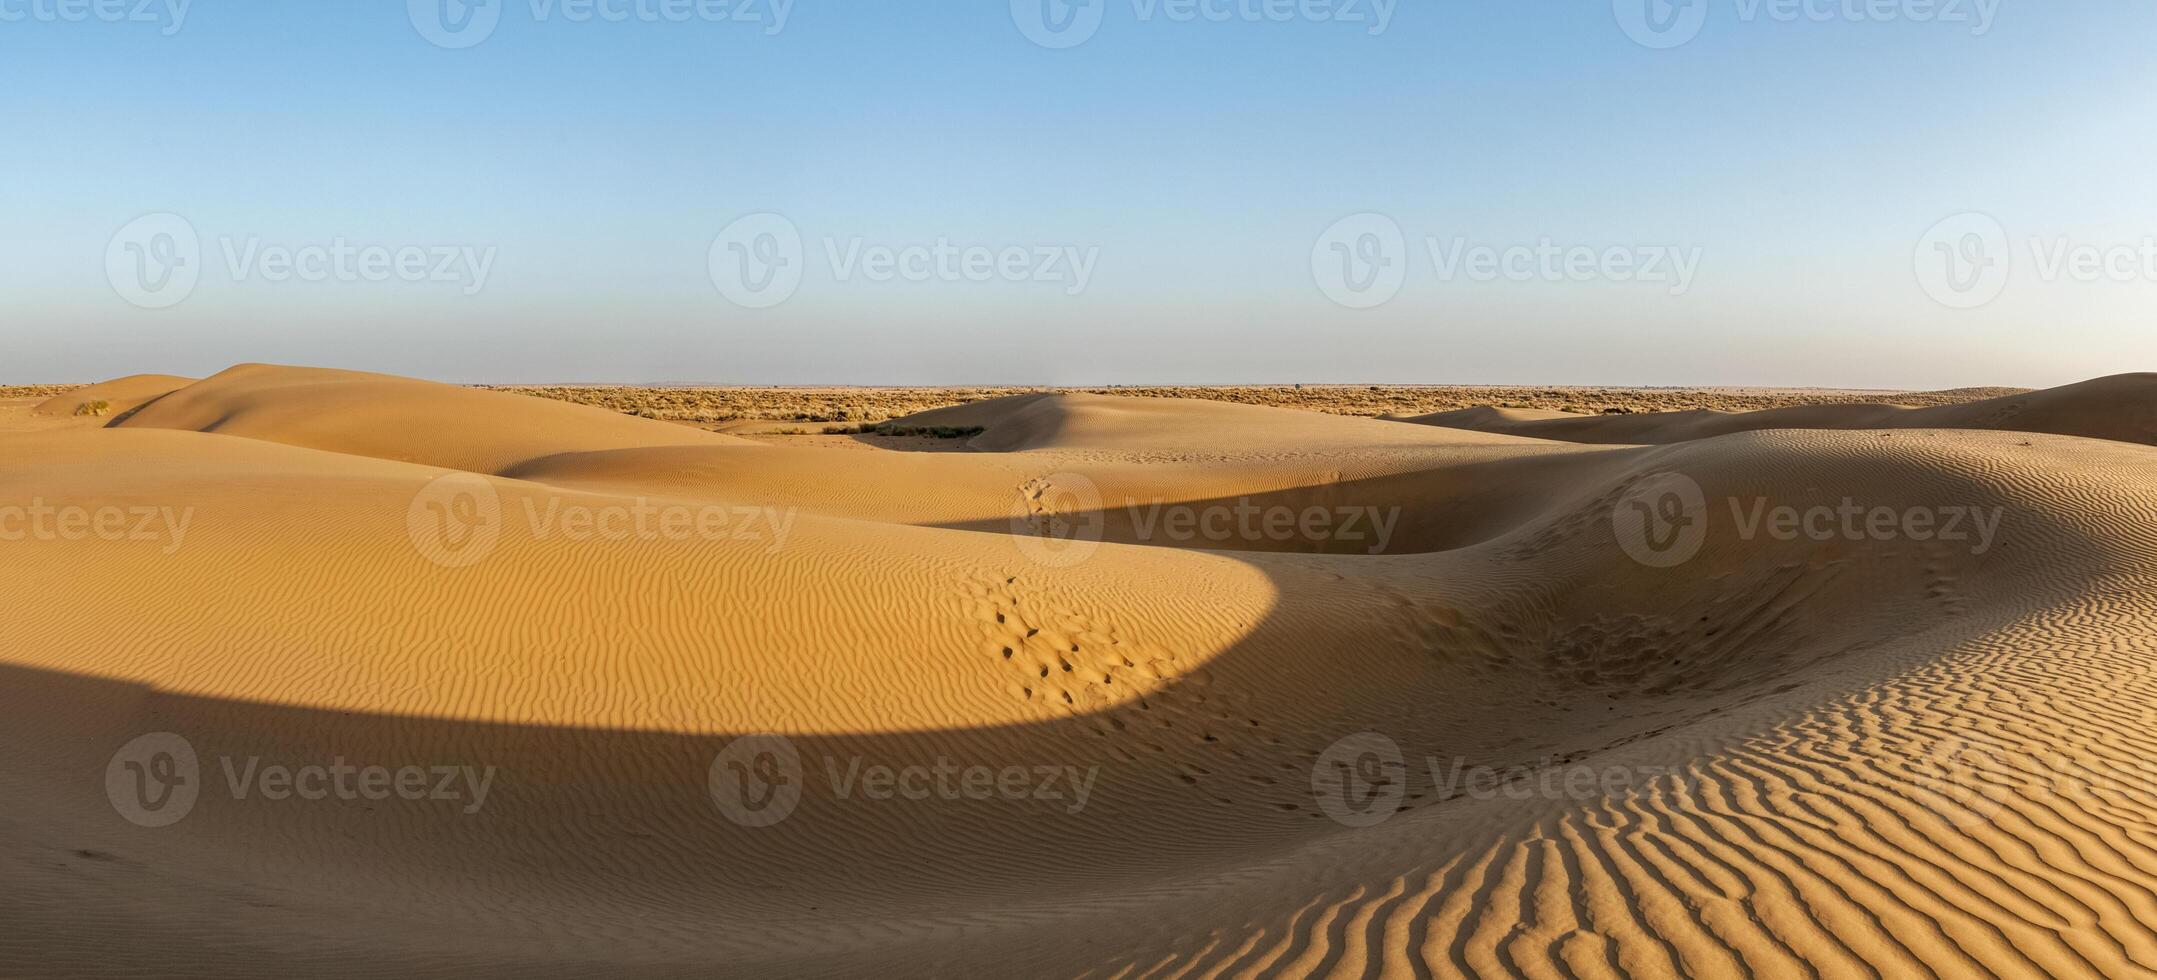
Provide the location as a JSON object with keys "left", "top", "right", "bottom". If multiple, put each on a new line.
{"left": 5, "top": 364, "right": 2157, "bottom": 977}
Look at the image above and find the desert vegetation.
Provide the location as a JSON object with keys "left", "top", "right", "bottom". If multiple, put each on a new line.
{"left": 493, "top": 383, "right": 2028, "bottom": 429}
{"left": 0, "top": 385, "right": 79, "bottom": 400}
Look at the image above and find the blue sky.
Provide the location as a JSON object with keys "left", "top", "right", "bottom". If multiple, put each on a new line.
{"left": 4, "top": 0, "right": 2153, "bottom": 387}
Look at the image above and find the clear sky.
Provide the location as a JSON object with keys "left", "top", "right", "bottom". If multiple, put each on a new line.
{"left": 4, "top": 0, "right": 2153, "bottom": 387}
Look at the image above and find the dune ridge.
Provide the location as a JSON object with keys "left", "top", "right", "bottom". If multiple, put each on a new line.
{"left": 116, "top": 363, "right": 748, "bottom": 474}
{"left": 1406, "top": 372, "right": 2157, "bottom": 448}
{"left": 29, "top": 373, "right": 195, "bottom": 418}
{"left": 4, "top": 364, "right": 2156, "bottom": 977}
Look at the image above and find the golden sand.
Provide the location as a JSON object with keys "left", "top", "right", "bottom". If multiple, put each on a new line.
{"left": 6, "top": 364, "right": 2155, "bottom": 977}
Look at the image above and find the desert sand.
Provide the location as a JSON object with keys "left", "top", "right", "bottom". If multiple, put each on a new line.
{"left": 6, "top": 364, "right": 2157, "bottom": 977}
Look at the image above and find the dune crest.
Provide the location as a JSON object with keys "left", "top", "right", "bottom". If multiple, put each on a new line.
{"left": 117, "top": 363, "right": 746, "bottom": 474}
{"left": 1406, "top": 372, "right": 2157, "bottom": 447}
{"left": 29, "top": 373, "right": 195, "bottom": 418}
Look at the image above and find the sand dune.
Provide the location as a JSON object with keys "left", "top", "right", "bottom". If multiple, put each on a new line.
{"left": 1407, "top": 372, "right": 2157, "bottom": 447}
{"left": 118, "top": 363, "right": 746, "bottom": 474}
{"left": 7, "top": 365, "right": 2157, "bottom": 977}
{"left": 29, "top": 373, "right": 195, "bottom": 418}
